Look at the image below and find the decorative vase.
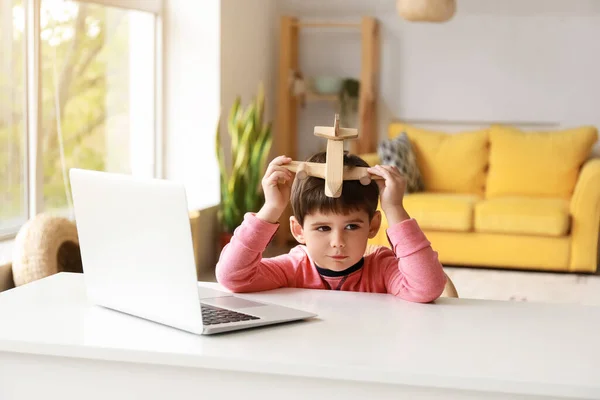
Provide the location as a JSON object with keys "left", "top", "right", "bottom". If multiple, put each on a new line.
{"left": 311, "top": 76, "right": 343, "bottom": 94}
{"left": 219, "top": 232, "right": 234, "bottom": 251}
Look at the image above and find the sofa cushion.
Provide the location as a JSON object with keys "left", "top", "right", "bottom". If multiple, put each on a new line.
{"left": 388, "top": 122, "right": 489, "bottom": 195}
{"left": 486, "top": 125, "right": 598, "bottom": 199}
{"left": 378, "top": 132, "right": 424, "bottom": 193}
{"left": 403, "top": 193, "right": 480, "bottom": 232}
{"left": 475, "top": 197, "right": 570, "bottom": 237}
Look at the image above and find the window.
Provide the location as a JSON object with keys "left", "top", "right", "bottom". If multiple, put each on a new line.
{"left": 0, "top": 0, "right": 27, "bottom": 235}
{"left": 0, "top": 0, "right": 162, "bottom": 236}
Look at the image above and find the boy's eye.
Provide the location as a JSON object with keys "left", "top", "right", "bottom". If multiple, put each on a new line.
{"left": 315, "top": 224, "right": 359, "bottom": 232}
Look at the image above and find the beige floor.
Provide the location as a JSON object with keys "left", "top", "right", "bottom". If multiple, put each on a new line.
{"left": 444, "top": 266, "right": 600, "bottom": 306}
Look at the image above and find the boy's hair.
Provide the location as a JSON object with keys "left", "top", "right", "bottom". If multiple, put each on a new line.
{"left": 291, "top": 151, "right": 379, "bottom": 226}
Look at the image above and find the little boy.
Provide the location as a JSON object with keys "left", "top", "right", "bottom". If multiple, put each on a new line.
{"left": 216, "top": 152, "right": 447, "bottom": 303}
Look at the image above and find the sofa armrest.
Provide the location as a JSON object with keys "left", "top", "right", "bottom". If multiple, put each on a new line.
{"left": 359, "top": 152, "right": 380, "bottom": 167}
{"left": 569, "top": 158, "right": 600, "bottom": 272}
{"left": 0, "top": 263, "right": 15, "bottom": 292}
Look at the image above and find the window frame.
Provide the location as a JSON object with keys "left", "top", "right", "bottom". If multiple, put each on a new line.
{"left": 0, "top": 0, "right": 163, "bottom": 240}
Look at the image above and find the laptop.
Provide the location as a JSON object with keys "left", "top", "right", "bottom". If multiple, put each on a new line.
{"left": 69, "top": 168, "right": 316, "bottom": 335}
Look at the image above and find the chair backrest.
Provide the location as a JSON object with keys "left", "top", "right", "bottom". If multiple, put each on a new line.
{"left": 440, "top": 273, "right": 458, "bottom": 298}
{"left": 364, "top": 244, "right": 458, "bottom": 298}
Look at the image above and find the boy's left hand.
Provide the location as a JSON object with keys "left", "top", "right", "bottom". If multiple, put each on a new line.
{"left": 366, "top": 165, "right": 410, "bottom": 225}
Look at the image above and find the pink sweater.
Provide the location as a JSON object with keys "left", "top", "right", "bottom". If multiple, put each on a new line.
{"left": 216, "top": 213, "right": 447, "bottom": 303}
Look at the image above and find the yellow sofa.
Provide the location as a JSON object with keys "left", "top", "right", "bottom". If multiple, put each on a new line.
{"left": 363, "top": 122, "right": 600, "bottom": 273}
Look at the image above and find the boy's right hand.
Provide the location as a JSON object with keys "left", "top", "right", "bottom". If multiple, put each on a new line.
{"left": 256, "top": 156, "right": 295, "bottom": 223}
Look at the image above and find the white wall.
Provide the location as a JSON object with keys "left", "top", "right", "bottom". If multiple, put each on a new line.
{"left": 279, "top": 0, "right": 600, "bottom": 157}
{"left": 163, "top": 0, "right": 221, "bottom": 210}
{"left": 161, "top": 0, "right": 277, "bottom": 273}
{"left": 163, "top": 0, "right": 278, "bottom": 211}
{"left": 220, "top": 0, "right": 278, "bottom": 169}
{"left": 163, "top": 0, "right": 600, "bottom": 211}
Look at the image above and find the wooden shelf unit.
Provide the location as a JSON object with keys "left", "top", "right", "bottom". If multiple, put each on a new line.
{"left": 275, "top": 16, "right": 380, "bottom": 245}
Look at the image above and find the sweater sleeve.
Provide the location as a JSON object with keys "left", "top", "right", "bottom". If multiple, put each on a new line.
{"left": 379, "top": 218, "right": 447, "bottom": 303}
{"left": 215, "top": 213, "right": 302, "bottom": 293}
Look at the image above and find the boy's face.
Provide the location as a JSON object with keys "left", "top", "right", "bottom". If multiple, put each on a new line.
{"left": 290, "top": 209, "right": 381, "bottom": 272}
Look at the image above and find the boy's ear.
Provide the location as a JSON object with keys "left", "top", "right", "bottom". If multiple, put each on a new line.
{"left": 368, "top": 210, "right": 382, "bottom": 239}
{"left": 290, "top": 216, "right": 306, "bottom": 244}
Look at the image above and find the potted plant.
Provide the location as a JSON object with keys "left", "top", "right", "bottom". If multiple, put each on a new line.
{"left": 339, "top": 78, "right": 360, "bottom": 127}
{"left": 215, "top": 84, "right": 273, "bottom": 248}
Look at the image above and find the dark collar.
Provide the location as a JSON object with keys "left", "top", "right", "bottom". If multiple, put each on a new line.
{"left": 315, "top": 258, "right": 365, "bottom": 278}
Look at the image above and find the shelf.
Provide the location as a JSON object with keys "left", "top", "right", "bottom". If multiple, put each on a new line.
{"left": 305, "top": 92, "right": 338, "bottom": 102}
{"left": 276, "top": 15, "right": 380, "bottom": 246}
{"left": 294, "top": 21, "right": 361, "bottom": 29}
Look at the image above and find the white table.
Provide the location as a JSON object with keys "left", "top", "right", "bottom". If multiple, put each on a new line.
{"left": 0, "top": 273, "right": 598, "bottom": 400}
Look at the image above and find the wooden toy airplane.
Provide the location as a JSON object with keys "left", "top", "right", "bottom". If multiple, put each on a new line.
{"left": 282, "top": 114, "right": 383, "bottom": 198}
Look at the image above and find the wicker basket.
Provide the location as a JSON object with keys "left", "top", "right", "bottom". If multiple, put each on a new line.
{"left": 397, "top": 0, "right": 456, "bottom": 22}
{"left": 12, "top": 213, "right": 82, "bottom": 287}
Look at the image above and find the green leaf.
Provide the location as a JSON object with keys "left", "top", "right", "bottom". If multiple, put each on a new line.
{"left": 228, "top": 97, "right": 241, "bottom": 160}
{"left": 257, "top": 123, "right": 273, "bottom": 177}
{"left": 255, "top": 83, "right": 265, "bottom": 129}
{"left": 216, "top": 85, "right": 272, "bottom": 232}
{"left": 232, "top": 117, "right": 254, "bottom": 173}
{"left": 249, "top": 123, "right": 271, "bottom": 192}
{"left": 215, "top": 114, "right": 230, "bottom": 228}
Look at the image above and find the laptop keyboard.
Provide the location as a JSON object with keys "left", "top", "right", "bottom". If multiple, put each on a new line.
{"left": 201, "top": 304, "right": 260, "bottom": 325}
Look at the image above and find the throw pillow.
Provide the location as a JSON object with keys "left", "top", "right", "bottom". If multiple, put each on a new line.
{"left": 378, "top": 132, "right": 424, "bottom": 193}
{"left": 388, "top": 122, "right": 490, "bottom": 195}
